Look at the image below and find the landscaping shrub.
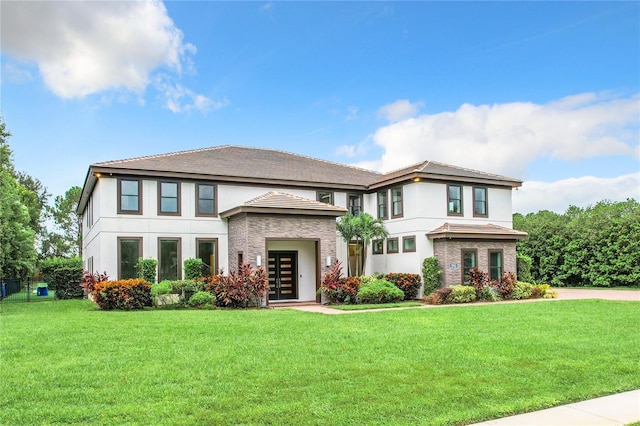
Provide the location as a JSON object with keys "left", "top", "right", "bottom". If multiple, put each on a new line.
{"left": 136, "top": 258, "right": 157, "bottom": 284}
{"left": 448, "top": 285, "right": 477, "bottom": 303}
{"left": 495, "top": 272, "right": 517, "bottom": 299}
{"left": 81, "top": 270, "right": 109, "bottom": 296}
{"left": 478, "top": 285, "right": 500, "bottom": 302}
{"left": 171, "top": 280, "right": 204, "bottom": 304}
{"left": 52, "top": 266, "right": 84, "bottom": 299}
{"left": 422, "top": 257, "right": 441, "bottom": 296}
{"left": 93, "top": 279, "right": 152, "bottom": 310}
{"left": 512, "top": 282, "right": 533, "bottom": 300}
{"left": 319, "top": 261, "right": 361, "bottom": 304}
{"left": 206, "top": 264, "right": 268, "bottom": 308}
{"left": 386, "top": 273, "right": 421, "bottom": 300}
{"left": 517, "top": 253, "right": 533, "bottom": 283}
{"left": 531, "top": 283, "right": 550, "bottom": 298}
{"left": 183, "top": 258, "right": 204, "bottom": 280}
{"left": 544, "top": 289, "right": 559, "bottom": 298}
{"left": 424, "top": 287, "right": 452, "bottom": 305}
{"left": 188, "top": 291, "right": 215, "bottom": 308}
{"left": 467, "top": 268, "right": 489, "bottom": 297}
{"left": 40, "top": 256, "right": 82, "bottom": 287}
{"left": 340, "top": 276, "right": 362, "bottom": 304}
{"left": 356, "top": 278, "right": 404, "bottom": 304}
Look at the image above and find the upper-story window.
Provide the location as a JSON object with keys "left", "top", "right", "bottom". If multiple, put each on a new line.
{"left": 473, "top": 187, "right": 488, "bottom": 217}
{"left": 196, "top": 184, "right": 217, "bottom": 216}
{"left": 159, "top": 181, "right": 180, "bottom": 215}
{"left": 317, "top": 191, "right": 334, "bottom": 205}
{"left": 447, "top": 184, "right": 462, "bottom": 216}
{"left": 391, "top": 187, "right": 403, "bottom": 218}
{"left": 348, "top": 193, "right": 362, "bottom": 216}
{"left": 118, "top": 178, "right": 142, "bottom": 214}
{"left": 377, "top": 190, "right": 388, "bottom": 219}
{"left": 86, "top": 196, "right": 93, "bottom": 227}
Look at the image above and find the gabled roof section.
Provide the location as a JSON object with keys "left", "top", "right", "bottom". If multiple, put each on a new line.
{"left": 93, "top": 145, "right": 381, "bottom": 188}
{"left": 427, "top": 223, "right": 528, "bottom": 240}
{"left": 219, "top": 191, "right": 347, "bottom": 218}
{"left": 371, "top": 160, "right": 522, "bottom": 189}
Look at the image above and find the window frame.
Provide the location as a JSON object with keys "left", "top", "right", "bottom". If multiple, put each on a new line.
{"left": 158, "top": 181, "right": 181, "bottom": 216}
{"left": 196, "top": 238, "right": 219, "bottom": 276}
{"left": 196, "top": 183, "right": 218, "bottom": 217}
{"left": 117, "top": 237, "right": 142, "bottom": 280}
{"left": 377, "top": 190, "right": 388, "bottom": 220}
{"left": 316, "top": 191, "right": 334, "bottom": 205}
{"left": 386, "top": 237, "right": 399, "bottom": 254}
{"left": 489, "top": 249, "right": 503, "bottom": 281}
{"left": 372, "top": 239, "right": 384, "bottom": 255}
{"left": 118, "top": 178, "right": 142, "bottom": 215}
{"left": 158, "top": 237, "right": 182, "bottom": 282}
{"left": 391, "top": 186, "right": 403, "bottom": 218}
{"left": 447, "top": 184, "right": 463, "bottom": 216}
{"left": 402, "top": 235, "right": 416, "bottom": 252}
{"left": 348, "top": 193, "right": 363, "bottom": 216}
{"left": 461, "top": 249, "right": 478, "bottom": 284}
{"left": 473, "top": 186, "right": 488, "bottom": 218}
{"left": 86, "top": 196, "right": 93, "bottom": 227}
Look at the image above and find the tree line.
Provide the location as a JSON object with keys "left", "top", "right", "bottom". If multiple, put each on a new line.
{"left": 0, "top": 118, "right": 81, "bottom": 279}
{"left": 514, "top": 199, "right": 639, "bottom": 287}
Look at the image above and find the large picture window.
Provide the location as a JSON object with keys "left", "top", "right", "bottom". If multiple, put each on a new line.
{"left": 197, "top": 239, "right": 218, "bottom": 276}
{"left": 473, "top": 187, "right": 488, "bottom": 217}
{"left": 489, "top": 250, "right": 503, "bottom": 281}
{"left": 159, "top": 238, "right": 181, "bottom": 282}
{"left": 377, "top": 190, "right": 388, "bottom": 219}
{"left": 159, "top": 181, "right": 180, "bottom": 215}
{"left": 462, "top": 249, "right": 478, "bottom": 283}
{"left": 391, "top": 187, "right": 403, "bottom": 218}
{"left": 118, "top": 179, "right": 141, "bottom": 214}
{"left": 196, "top": 184, "right": 217, "bottom": 216}
{"left": 447, "top": 184, "right": 462, "bottom": 216}
{"left": 118, "top": 237, "right": 142, "bottom": 279}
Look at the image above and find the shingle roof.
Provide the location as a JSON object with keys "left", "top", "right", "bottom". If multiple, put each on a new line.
{"left": 219, "top": 191, "right": 347, "bottom": 218}
{"left": 93, "top": 145, "right": 381, "bottom": 188}
{"left": 427, "top": 223, "right": 528, "bottom": 240}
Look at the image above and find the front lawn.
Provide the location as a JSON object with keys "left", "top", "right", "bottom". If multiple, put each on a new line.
{"left": 1, "top": 300, "right": 638, "bottom": 425}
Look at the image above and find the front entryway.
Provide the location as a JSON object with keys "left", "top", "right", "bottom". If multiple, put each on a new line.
{"left": 268, "top": 251, "right": 298, "bottom": 300}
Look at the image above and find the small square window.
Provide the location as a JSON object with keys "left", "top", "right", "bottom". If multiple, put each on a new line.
{"left": 372, "top": 239, "right": 384, "bottom": 255}
{"left": 402, "top": 236, "right": 416, "bottom": 252}
{"left": 317, "top": 191, "right": 334, "bottom": 205}
{"left": 387, "top": 238, "right": 399, "bottom": 254}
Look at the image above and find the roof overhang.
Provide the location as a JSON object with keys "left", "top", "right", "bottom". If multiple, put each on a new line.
{"left": 427, "top": 223, "right": 528, "bottom": 241}
{"left": 220, "top": 206, "right": 347, "bottom": 218}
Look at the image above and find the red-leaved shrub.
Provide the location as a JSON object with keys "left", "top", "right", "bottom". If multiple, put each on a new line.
{"left": 385, "top": 273, "right": 422, "bottom": 300}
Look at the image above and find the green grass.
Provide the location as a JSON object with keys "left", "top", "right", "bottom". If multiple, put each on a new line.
{"left": 563, "top": 286, "right": 640, "bottom": 291}
{"left": 1, "top": 300, "right": 639, "bottom": 425}
{"left": 328, "top": 301, "right": 423, "bottom": 310}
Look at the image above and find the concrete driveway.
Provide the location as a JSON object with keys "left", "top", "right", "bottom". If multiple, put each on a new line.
{"left": 554, "top": 288, "right": 640, "bottom": 301}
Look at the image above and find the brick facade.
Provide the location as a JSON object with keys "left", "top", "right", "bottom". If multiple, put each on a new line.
{"left": 433, "top": 239, "right": 517, "bottom": 287}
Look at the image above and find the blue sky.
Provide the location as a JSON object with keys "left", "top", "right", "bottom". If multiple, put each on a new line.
{"left": 1, "top": 1, "right": 638, "bottom": 214}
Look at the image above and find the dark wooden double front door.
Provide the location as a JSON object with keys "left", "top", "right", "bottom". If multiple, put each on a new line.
{"left": 268, "top": 251, "right": 298, "bottom": 300}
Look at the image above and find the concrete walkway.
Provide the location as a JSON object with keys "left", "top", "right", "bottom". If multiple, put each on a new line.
{"left": 469, "top": 389, "right": 640, "bottom": 426}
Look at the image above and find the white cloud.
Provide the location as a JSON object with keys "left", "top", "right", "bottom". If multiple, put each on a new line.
{"left": 372, "top": 93, "right": 639, "bottom": 177}
{"left": 336, "top": 138, "right": 371, "bottom": 158}
{"left": 514, "top": 173, "right": 640, "bottom": 214}
{"left": 0, "top": 0, "right": 217, "bottom": 113}
{"left": 346, "top": 106, "right": 359, "bottom": 121}
{"left": 377, "top": 99, "right": 424, "bottom": 122}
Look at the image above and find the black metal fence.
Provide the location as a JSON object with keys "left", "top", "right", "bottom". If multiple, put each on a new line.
{"left": 0, "top": 277, "right": 56, "bottom": 303}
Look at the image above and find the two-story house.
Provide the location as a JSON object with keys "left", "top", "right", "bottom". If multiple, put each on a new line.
{"left": 77, "top": 146, "right": 526, "bottom": 302}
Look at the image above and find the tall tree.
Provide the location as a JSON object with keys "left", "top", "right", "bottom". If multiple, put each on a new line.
{"left": 43, "top": 186, "right": 83, "bottom": 258}
{"left": 336, "top": 213, "right": 389, "bottom": 276}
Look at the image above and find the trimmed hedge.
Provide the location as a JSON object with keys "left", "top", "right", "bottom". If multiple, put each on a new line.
{"left": 93, "top": 279, "right": 152, "bottom": 310}
{"left": 356, "top": 279, "right": 404, "bottom": 304}
{"left": 448, "top": 285, "right": 476, "bottom": 303}
{"left": 52, "top": 267, "right": 84, "bottom": 299}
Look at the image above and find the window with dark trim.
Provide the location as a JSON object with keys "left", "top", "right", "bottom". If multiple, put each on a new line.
{"left": 196, "top": 184, "right": 217, "bottom": 216}
{"left": 317, "top": 191, "right": 334, "bottom": 205}
{"left": 86, "top": 196, "right": 93, "bottom": 227}
{"left": 387, "top": 238, "right": 399, "bottom": 254}
{"left": 391, "top": 187, "right": 403, "bottom": 218}
{"left": 348, "top": 193, "right": 362, "bottom": 216}
{"left": 118, "top": 178, "right": 142, "bottom": 214}
{"left": 489, "top": 250, "right": 503, "bottom": 281}
{"left": 377, "top": 190, "right": 388, "bottom": 219}
{"left": 372, "top": 239, "right": 384, "bottom": 255}
{"left": 462, "top": 249, "right": 478, "bottom": 283}
{"left": 87, "top": 256, "right": 94, "bottom": 275}
{"left": 158, "top": 238, "right": 181, "bottom": 282}
{"left": 196, "top": 238, "right": 218, "bottom": 276}
{"left": 118, "top": 237, "right": 142, "bottom": 279}
{"left": 402, "top": 236, "right": 416, "bottom": 252}
{"left": 447, "top": 184, "right": 462, "bottom": 216}
{"left": 158, "top": 181, "right": 180, "bottom": 215}
{"left": 473, "top": 187, "right": 488, "bottom": 217}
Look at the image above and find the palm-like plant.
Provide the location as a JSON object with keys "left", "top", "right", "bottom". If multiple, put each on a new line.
{"left": 336, "top": 213, "right": 389, "bottom": 276}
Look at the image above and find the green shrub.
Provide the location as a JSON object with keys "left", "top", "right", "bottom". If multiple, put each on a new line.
{"left": 183, "top": 258, "right": 205, "bottom": 280}
{"left": 40, "top": 256, "right": 82, "bottom": 290}
{"left": 136, "top": 258, "right": 157, "bottom": 284}
{"left": 544, "top": 289, "right": 559, "bottom": 299}
{"left": 517, "top": 253, "right": 533, "bottom": 283}
{"left": 531, "top": 283, "right": 550, "bottom": 298}
{"left": 385, "top": 273, "right": 422, "bottom": 300}
{"left": 478, "top": 285, "right": 500, "bottom": 302}
{"left": 512, "top": 282, "right": 533, "bottom": 300}
{"left": 319, "top": 261, "right": 361, "bottom": 304}
{"left": 52, "top": 266, "right": 84, "bottom": 299}
{"left": 449, "top": 285, "right": 477, "bottom": 303}
{"left": 422, "top": 257, "right": 441, "bottom": 296}
{"left": 170, "top": 280, "right": 204, "bottom": 304}
{"left": 356, "top": 279, "right": 404, "bottom": 304}
{"left": 189, "top": 291, "right": 215, "bottom": 308}
{"left": 93, "top": 279, "right": 152, "bottom": 310}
